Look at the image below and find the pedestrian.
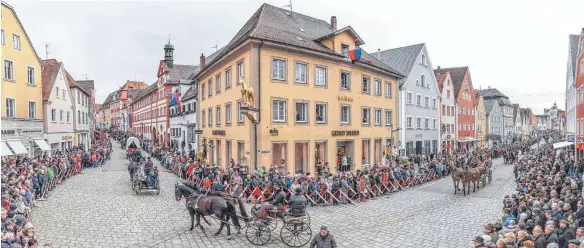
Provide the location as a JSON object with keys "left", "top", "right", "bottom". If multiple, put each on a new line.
{"left": 309, "top": 226, "right": 336, "bottom": 248}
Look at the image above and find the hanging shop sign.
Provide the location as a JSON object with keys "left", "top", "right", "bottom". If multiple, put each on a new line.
{"left": 331, "top": 130, "right": 359, "bottom": 136}
{"left": 212, "top": 130, "right": 226, "bottom": 136}
{"left": 337, "top": 96, "right": 354, "bottom": 102}
{"left": 269, "top": 128, "right": 279, "bottom": 136}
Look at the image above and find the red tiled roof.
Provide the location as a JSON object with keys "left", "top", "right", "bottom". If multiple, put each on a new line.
{"left": 41, "top": 59, "right": 61, "bottom": 101}
{"left": 434, "top": 70, "right": 448, "bottom": 93}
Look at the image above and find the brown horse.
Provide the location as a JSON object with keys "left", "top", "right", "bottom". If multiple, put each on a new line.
{"left": 451, "top": 167, "right": 465, "bottom": 195}
{"left": 463, "top": 168, "right": 481, "bottom": 194}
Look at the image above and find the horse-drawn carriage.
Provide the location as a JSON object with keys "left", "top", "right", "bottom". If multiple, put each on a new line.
{"left": 125, "top": 137, "right": 140, "bottom": 153}
{"left": 246, "top": 200, "right": 312, "bottom": 247}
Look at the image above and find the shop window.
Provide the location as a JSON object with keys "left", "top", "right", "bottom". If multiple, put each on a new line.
{"left": 315, "top": 103, "right": 327, "bottom": 124}
{"left": 314, "top": 141, "right": 327, "bottom": 172}
{"left": 336, "top": 141, "right": 354, "bottom": 172}
{"left": 340, "top": 71, "right": 350, "bottom": 90}
{"left": 294, "top": 142, "right": 308, "bottom": 174}
{"left": 362, "top": 139, "right": 370, "bottom": 166}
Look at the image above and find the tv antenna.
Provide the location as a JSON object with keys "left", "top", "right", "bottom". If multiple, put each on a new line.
{"left": 211, "top": 41, "right": 218, "bottom": 52}
{"left": 81, "top": 73, "right": 89, "bottom": 80}
{"left": 283, "top": 0, "right": 292, "bottom": 12}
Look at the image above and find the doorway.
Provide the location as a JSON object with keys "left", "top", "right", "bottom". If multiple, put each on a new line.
{"left": 415, "top": 141, "right": 422, "bottom": 155}
{"left": 226, "top": 140, "right": 232, "bottom": 166}
{"left": 362, "top": 139, "right": 370, "bottom": 166}
{"left": 272, "top": 143, "right": 288, "bottom": 174}
{"left": 374, "top": 139, "right": 382, "bottom": 164}
{"left": 216, "top": 140, "right": 222, "bottom": 167}
{"left": 294, "top": 142, "right": 308, "bottom": 174}
{"left": 237, "top": 141, "right": 244, "bottom": 164}
{"left": 336, "top": 140, "right": 354, "bottom": 172}
{"left": 314, "top": 141, "right": 327, "bottom": 170}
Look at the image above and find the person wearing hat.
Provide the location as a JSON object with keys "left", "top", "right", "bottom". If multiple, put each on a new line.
{"left": 559, "top": 219, "right": 576, "bottom": 247}
{"left": 288, "top": 187, "right": 307, "bottom": 217}
{"left": 309, "top": 226, "right": 336, "bottom": 248}
{"left": 472, "top": 236, "right": 486, "bottom": 248}
{"left": 567, "top": 239, "right": 581, "bottom": 248}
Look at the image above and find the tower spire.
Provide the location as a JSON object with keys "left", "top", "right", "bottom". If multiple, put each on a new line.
{"left": 164, "top": 36, "right": 175, "bottom": 68}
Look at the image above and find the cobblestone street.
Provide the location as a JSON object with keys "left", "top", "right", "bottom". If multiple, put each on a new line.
{"left": 32, "top": 142, "right": 515, "bottom": 248}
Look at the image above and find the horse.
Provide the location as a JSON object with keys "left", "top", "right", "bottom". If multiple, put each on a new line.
{"left": 451, "top": 167, "right": 465, "bottom": 195}
{"left": 174, "top": 183, "right": 238, "bottom": 239}
{"left": 462, "top": 167, "right": 481, "bottom": 194}
{"left": 181, "top": 180, "right": 250, "bottom": 232}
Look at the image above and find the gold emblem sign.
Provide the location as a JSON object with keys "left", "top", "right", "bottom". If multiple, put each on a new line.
{"left": 240, "top": 77, "right": 257, "bottom": 122}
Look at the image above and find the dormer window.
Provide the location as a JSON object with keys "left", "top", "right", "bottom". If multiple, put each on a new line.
{"left": 421, "top": 54, "right": 426, "bottom": 66}
{"left": 341, "top": 44, "right": 349, "bottom": 57}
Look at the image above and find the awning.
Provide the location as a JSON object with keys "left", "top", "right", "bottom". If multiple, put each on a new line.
{"left": 553, "top": 141, "right": 574, "bottom": 149}
{"left": 34, "top": 139, "right": 52, "bottom": 151}
{"left": 1, "top": 141, "right": 13, "bottom": 156}
{"left": 6, "top": 140, "right": 28, "bottom": 154}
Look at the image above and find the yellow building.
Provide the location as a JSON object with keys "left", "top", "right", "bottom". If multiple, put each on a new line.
{"left": 474, "top": 90, "right": 487, "bottom": 148}
{"left": 195, "top": 4, "right": 403, "bottom": 174}
{"left": 1, "top": 2, "right": 47, "bottom": 157}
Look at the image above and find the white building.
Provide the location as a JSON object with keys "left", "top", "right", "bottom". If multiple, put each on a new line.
{"left": 68, "top": 76, "right": 92, "bottom": 150}
{"left": 169, "top": 83, "right": 198, "bottom": 153}
{"left": 41, "top": 59, "right": 75, "bottom": 151}
{"left": 435, "top": 69, "right": 456, "bottom": 154}
{"left": 566, "top": 34, "right": 580, "bottom": 138}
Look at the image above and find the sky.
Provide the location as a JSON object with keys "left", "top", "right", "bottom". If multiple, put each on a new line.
{"left": 9, "top": 0, "right": 584, "bottom": 114}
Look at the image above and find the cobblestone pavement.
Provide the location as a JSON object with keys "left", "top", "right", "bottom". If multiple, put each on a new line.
{"left": 32, "top": 142, "right": 515, "bottom": 248}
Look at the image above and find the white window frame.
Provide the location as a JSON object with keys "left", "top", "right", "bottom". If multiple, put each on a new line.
{"left": 416, "top": 94, "right": 422, "bottom": 106}
{"left": 51, "top": 109, "right": 56, "bottom": 122}
{"left": 433, "top": 118, "right": 437, "bottom": 130}
{"left": 67, "top": 111, "right": 70, "bottom": 123}
{"left": 294, "top": 62, "right": 307, "bottom": 84}
{"left": 1, "top": 29, "right": 4, "bottom": 46}
{"left": 315, "top": 66, "right": 327, "bottom": 87}
{"left": 28, "top": 101, "right": 36, "bottom": 119}
{"left": 237, "top": 101, "right": 244, "bottom": 123}
{"left": 5, "top": 97, "right": 15, "bottom": 117}
{"left": 226, "top": 104, "right": 232, "bottom": 124}
{"left": 420, "top": 74, "right": 426, "bottom": 87}
{"left": 374, "top": 79, "right": 381, "bottom": 96}
{"left": 237, "top": 61, "right": 244, "bottom": 81}
{"left": 216, "top": 106, "right": 221, "bottom": 125}
{"left": 27, "top": 66, "right": 35, "bottom": 86}
{"left": 341, "top": 105, "right": 351, "bottom": 124}
{"left": 424, "top": 117, "right": 430, "bottom": 129}
{"left": 406, "top": 116, "right": 413, "bottom": 129}
{"left": 416, "top": 116, "right": 422, "bottom": 129}
{"left": 12, "top": 34, "right": 20, "bottom": 50}
{"left": 208, "top": 79, "right": 212, "bottom": 97}
{"left": 424, "top": 96, "right": 430, "bottom": 107}
{"left": 60, "top": 110, "right": 64, "bottom": 122}
{"left": 4, "top": 60, "right": 13, "bottom": 80}
{"left": 385, "top": 110, "right": 392, "bottom": 126}
{"left": 374, "top": 109, "right": 381, "bottom": 126}
{"left": 272, "top": 100, "right": 286, "bottom": 123}
{"left": 362, "top": 107, "right": 371, "bottom": 125}
{"left": 340, "top": 71, "right": 351, "bottom": 90}
{"left": 272, "top": 58, "right": 286, "bottom": 81}
{"left": 208, "top": 108, "right": 212, "bottom": 126}
{"left": 361, "top": 76, "right": 370, "bottom": 94}
{"left": 215, "top": 74, "right": 221, "bottom": 93}
{"left": 225, "top": 68, "right": 232, "bottom": 89}
{"left": 295, "top": 102, "right": 308, "bottom": 123}
{"left": 432, "top": 98, "right": 437, "bottom": 109}
{"left": 406, "top": 91, "right": 413, "bottom": 104}
{"left": 384, "top": 82, "right": 392, "bottom": 98}
{"left": 315, "top": 103, "right": 327, "bottom": 124}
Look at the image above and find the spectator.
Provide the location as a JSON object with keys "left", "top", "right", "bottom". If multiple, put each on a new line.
{"left": 309, "top": 226, "right": 336, "bottom": 248}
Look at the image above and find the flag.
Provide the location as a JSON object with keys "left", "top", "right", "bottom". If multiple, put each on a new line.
{"left": 349, "top": 48, "right": 362, "bottom": 61}
{"left": 168, "top": 91, "right": 183, "bottom": 113}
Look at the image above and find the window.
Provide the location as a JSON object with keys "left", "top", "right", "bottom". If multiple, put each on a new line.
{"left": 341, "top": 44, "right": 349, "bottom": 57}
{"left": 442, "top": 105, "right": 446, "bottom": 115}
{"left": 295, "top": 62, "right": 307, "bottom": 84}
{"left": 1, "top": 30, "right": 4, "bottom": 45}
{"left": 225, "top": 68, "right": 232, "bottom": 89}
{"left": 315, "top": 103, "right": 326, "bottom": 124}
{"left": 421, "top": 54, "right": 426, "bottom": 66}
{"left": 202, "top": 111, "right": 206, "bottom": 127}
{"left": 424, "top": 96, "right": 430, "bottom": 107}
{"left": 12, "top": 34, "right": 20, "bottom": 50}
{"left": 215, "top": 74, "right": 221, "bottom": 93}
{"left": 27, "top": 101, "right": 36, "bottom": 119}
{"left": 416, "top": 117, "right": 422, "bottom": 129}
{"left": 4, "top": 60, "right": 13, "bottom": 80}
{"left": 362, "top": 77, "right": 370, "bottom": 93}
{"left": 384, "top": 82, "right": 392, "bottom": 98}
{"left": 374, "top": 109, "right": 381, "bottom": 126}
{"left": 5, "top": 98, "right": 15, "bottom": 117}
{"left": 340, "top": 71, "right": 350, "bottom": 90}
{"left": 237, "top": 101, "right": 244, "bottom": 123}
{"left": 420, "top": 74, "right": 426, "bottom": 87}
{"left": 208, "top": 108, "right": 212, "bottom": 126}
{"left": 362, "top": 108, "right": 371, "bottom": 125}
{"left": 416, "top": 94, "right": 422, "bottom": 106}
{"left": 216, "top": 106, "right": 221, "bottom": 125}
{"left": 272, "top": 100, "right": 286, "bottom": 122}
{"left": 208, "top": 79, "right": 212, "bottom": 97}
{"left": 315, "top": 66, "right": 327, "bottom": 87}
{"left": 406, "top": 116, "right": 413, "bottom": 128}
{"left": 62, "top": 89, "right": 66, "bottom": 98}
{"left": 341, "top": 105, "right": 351, "bottom": 124}
{"left": 406, "top": 92, "right": 413, "bottom": 104}
{"left": 272, "top": 58, "right": 286, "bottom": 80}
{"left": 374, "top": 79, "right": 381, "bottom": 96}
{"left": 446, "top": 90, "right": 450, "bottom": 99}
{"left": 433, "top": 119, "right": 437, "bottom": 129}
{"left": 78, "top": 110, "right": 81, "bottom": 123}
{"left": 27, "top": 67, "right": 35, "bottom": 85}
{"left": 67, "top": 111, "right": 70, "bottom": 122}
{"left": 295, "top": 102, "right": 308, "bottom": 123}
{"left": 60, "top": 110, "right": 63, "bottom": 122}
{"left": 226, "top": 104, "right": 232, "bottom": 124}
{"left": 458, "top": 123, "right": 461, "bottom": 131}
{"left": 237, "top": 61, "right": 244, "bottom": 81}
{"left": 385, "top": 110, "right": 392, "bottom": 126}
{"left": 77, "top": 91, "right": 81, "bottom": 104}
{"left": 451, "top": 106, "right": 455, "bottom": 116}
{"left": 51, "top": 109, "right": 56, "bottom": 121}
{"left": 201, "top": 84, "right": 205, "bottom": 100}
{"left": 424, "top": 118, "right": 429, "bottom": 129}
{"left": 56, "top": 87, "right": 60, "bottom": 97}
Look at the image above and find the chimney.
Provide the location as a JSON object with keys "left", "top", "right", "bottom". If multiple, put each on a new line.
{"left": 200, "top": 53, "right": 206, "bottom": 69}
{"left": 437, "top": 66, "right": 441, "bottom": 70}
{"left": 377, "top": 48, "right": 381, "bottom": 60}
{"left": 331, "top": 16, "right": 337, "bottom": 30}
{"left": 488, "top": 86, "right": 491, "bottom": 89}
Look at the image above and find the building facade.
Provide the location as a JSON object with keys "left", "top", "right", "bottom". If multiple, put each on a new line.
{"left": 41, "top": 59, "right": 75, "bottom": 151}
{"left": 566, "top": 34, "right": 580, "bottom": 140}
{"left": 480, "top": 88, "right": 513, "bottom": 144}
{"left": 195, "top": 4, "right": 402, "bottom": 174}
{"left": 436, "top": 70, "right": 456, "bottom": 154}
{"left": 374, "top": 44, "right": 440, "bottom": 156}
{"left": 67, "top": 73, "right": 92, "bottom": 150}
{"left": 169, "top": 84, "right": 198, "bottom": 153}
{"left": 485, "top": 98, "right": 503, "bottom": 147}
{"left": 435, "top": 67, "right": 476, "bottom": 151}
{"left": 1, "top": 2, "right": 48, "bottom": 157}
{"left": 475, "top": 90, "right": 487, "bottom": 148}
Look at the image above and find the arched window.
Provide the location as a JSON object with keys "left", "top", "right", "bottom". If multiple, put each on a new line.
{"left": 421, "top": 54, "right": 426, "bottom": 66}
{"left": 421, "top": 74, "right": 425, "bottom": 87}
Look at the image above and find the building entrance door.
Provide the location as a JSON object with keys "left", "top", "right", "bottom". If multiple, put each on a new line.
{"left": 415, "top": 141, "right": 422, "bottom": 155}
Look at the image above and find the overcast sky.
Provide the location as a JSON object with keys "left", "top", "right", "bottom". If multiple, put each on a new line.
{"left": 10, "top": 0, "right": 584, "bottom": 113}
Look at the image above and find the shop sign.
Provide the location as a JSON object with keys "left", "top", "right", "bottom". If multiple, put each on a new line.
{"left": 212, "top": 130, "right": 226, "bottom": 136}
{"left": 0, "top": 129, "right": 43, "bottom": 135}
{"left": 261, "top": 150, "right": 271, "bottom": 154}
{"left": 1, "top": 130, "right": 15, "bottom": 135}
{"left": 337, "top": 96, "right": 354, "bottom": 102}
{"left": 62, "top": 135, "right": 73, "bottom": 140}
{"left": 195, "top": 130, "right": 203, "bottom": 135}
{"left": 269, "top": 128, "right": 279, "bottom": 136}
{"left": 331, "top": 130, "right": 359, "bottom": 136}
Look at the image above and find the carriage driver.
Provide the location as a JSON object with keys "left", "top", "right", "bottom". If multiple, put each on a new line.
{"left": 288, "top": 188, "right": 307, "bottom": 217}
{"left": 253, "top": 184, "right": 287, "bottom": 217}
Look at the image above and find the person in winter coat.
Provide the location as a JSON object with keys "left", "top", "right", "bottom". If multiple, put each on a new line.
{"left": 558, "top": 220, "right": 576, "bottom": 248}
{"left": 533, "top": 226, "right": 547, "bottom": 248}
{"left": 310, "top": 226, "right": 336, "bottom": 248}
{"left": 545, "top": 225, "right": 560, "bottom": 245}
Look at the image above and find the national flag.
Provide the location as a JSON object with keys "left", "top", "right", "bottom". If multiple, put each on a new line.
{"left": 349, "top": 47, "right": 362, "bottom": 61}
{"left": 168, "top": 91, "right": 183, "bottom": 113}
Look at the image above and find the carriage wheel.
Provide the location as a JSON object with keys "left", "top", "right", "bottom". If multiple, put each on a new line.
{"left": 301, "top": 213, "right": 311, "bottom": 226}
{"left": 280, "top": 221, "right": 312, "bottom": 247}
{"left": 245, "top": 221, "right": 271, "bottom": 246}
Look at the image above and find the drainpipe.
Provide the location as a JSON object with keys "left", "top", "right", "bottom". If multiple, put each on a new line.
{"left": 254, "top": 40, "right": 264, "bottom": 170}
